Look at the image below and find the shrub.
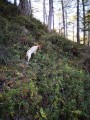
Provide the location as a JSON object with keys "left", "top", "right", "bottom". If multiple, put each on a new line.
{"left": 0, "top": 80, "right": 42, "bottom": 119}
{"left": 0, "top": 3, "right": 18, "bottom": 18}
{"left": 16, "top": 16, "right": 48, "bottom": 39}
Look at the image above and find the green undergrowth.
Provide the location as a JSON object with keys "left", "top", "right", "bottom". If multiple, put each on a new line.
{"left": 0, "top": 4, "right": 90, "bottom": 119}
{"left": 0, "top": 39, "right": 90, "bottom": 120}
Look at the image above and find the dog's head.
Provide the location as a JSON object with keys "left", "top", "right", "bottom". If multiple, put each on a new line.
{"left": 38, "top": 44, "right": 42, "bottom": 50}
{"left": 33, "top": 42, "right": 42, "bottom": 50}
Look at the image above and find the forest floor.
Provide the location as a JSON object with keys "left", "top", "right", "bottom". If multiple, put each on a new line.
{"left": 0, "top": 2, "right": 90, "bottom": 119}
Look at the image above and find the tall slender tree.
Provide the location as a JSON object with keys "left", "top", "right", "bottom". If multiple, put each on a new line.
{"left": 14, "top": 0, "right": 17, "bottom": 5}
{"left": 77, "top": 0, "right": 80, "bottom": 44}
{"left": 48, "top": 0, "right": 53, "bottom": 32}
{"left": 58, "top": 15, "right": 61, "bottom": 34}
{"left": 65, "top": 11, "right": 68, "bottom": 38}
{"left": 28, "top": 0, "right": 32, "bottom": 15}
{"left": 82, "top": 0, "right": 86, "bottom": 45}
{"left": 88, "top": 24, "right": 90, "bottom": 46}
{"left": 43, "top": 0, "right": 46, "bottom": 24}
{"left": 61, "top": 0, "right": 65, "bottom": 37}
{"left": 19, "top": 0, "right": 32, "bottom": 16}
{"left": 73, "top": 23, "right": 75, "bottom": 42}
{"left": 53, "top": 8, "right": 54, "bottom": 30}
{"left": 87, "top": 10, "right": 90, "bottom": 46}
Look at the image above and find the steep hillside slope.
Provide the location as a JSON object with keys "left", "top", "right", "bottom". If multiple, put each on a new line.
{"left": 0, "top": 2, "right": 90, "bottom": 120}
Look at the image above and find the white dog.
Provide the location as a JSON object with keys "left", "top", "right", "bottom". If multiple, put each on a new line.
{"left": 25, "top": 44, "right": 41, "bottom": 63}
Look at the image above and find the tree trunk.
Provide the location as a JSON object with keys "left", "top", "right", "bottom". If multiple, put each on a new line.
{"left": 14, "top": 0, "right": 17, "bottom": 5}
{"left": 77, "top": 0, "right": 80, "bottom": 44}
{"left": 73, "top": 23, "right": 74, "bottom": 42}
{"left": 53, "top": 9, "right": 54, "bottom": 30}
{"left": 61, "top": 0, "right": 65, "bottom": 37}
{"left": 28, "top": 0, "right": 32, "bottom": 15}
{"left": 48, "top": 0, "right": 53, "bottom": 32}
{"left": 88, "top": 31, "right": 90, "bottom": 46}
{"left": 43, "top": 0, "right": 46, "bottom": 24}
{"left": 65, "top": 11, "right": 68, "bottom": 38}
{"left": 88, "top": 17, "right": 90, "bottom": 46}
{"left": 19, "top": 0, "right": 32, "bottom": 16}
{"left": 59, "top": 18, "right": 60, "bottom": 34}
{"left": 82, "top": 0, "right": 86, "bottom": 45}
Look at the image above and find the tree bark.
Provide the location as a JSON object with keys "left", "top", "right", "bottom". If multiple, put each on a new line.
{"left": 88, "top": 30, "right": 90, "bottom": 46}
{"left": 73, "top": 23, "right": 74, "bottom": 42}
{"left": 14, "top": 0, "right": 17, "bottom": 5}
{"left": 65, "top": 11, "right": 67, "bottom": 38}
{"left": 43, "top": 0, "right": 46, "bottom": 24}
{"left": 77, "top": 0, "right": 80, "bottom": 44}
{"left": 19, "top": 0, "right": 32, "bottom": 16}
{"left": 82, "top": 0, "right": 86, "bottom": 45}
{"left": 28, "top": 0, "right": 32, "bottom": 15}
{"left": 53, "top": 8, "right": 54, "bottom": 30}
{"left": 88, "top": 16, "right": 90, "bottom": 46}
{"left": 61, "top": 0, "right": 65, "bottom": 37}
{"left": 48, "top": 0, "right": 53, "bottom": 32}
